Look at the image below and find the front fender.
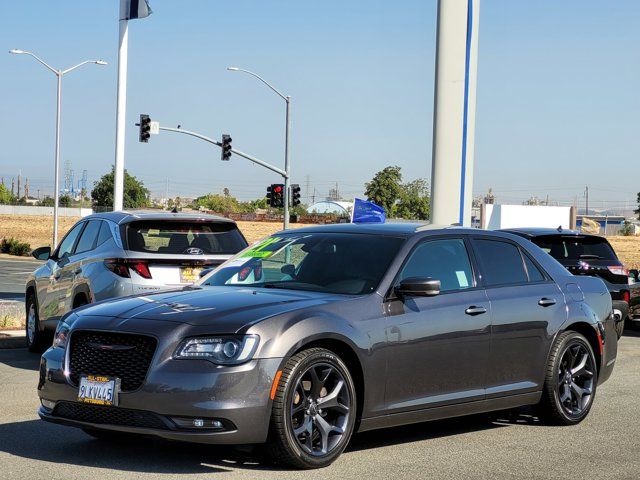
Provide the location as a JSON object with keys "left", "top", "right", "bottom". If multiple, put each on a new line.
{"left": 247, "top": 298, "right": 388, "bottom": 418}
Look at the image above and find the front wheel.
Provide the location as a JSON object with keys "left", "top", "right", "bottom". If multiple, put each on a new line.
{"left": 537, "top": 331, "right": 598, "bottom": 425}
{"left": 267, "top": 348, "right": 357, "bottom": 469}
{"left": 26, "top": 293, "right": 49, "bottom": 353}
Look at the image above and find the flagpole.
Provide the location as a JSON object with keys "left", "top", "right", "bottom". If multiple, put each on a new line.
{"left": 113, "top": 17, "right": 129, "bottom": 212}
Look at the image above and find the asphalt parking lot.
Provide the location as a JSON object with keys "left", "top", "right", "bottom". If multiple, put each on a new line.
{"left": 0, "top": 333, "right": 638, "bottom": 480}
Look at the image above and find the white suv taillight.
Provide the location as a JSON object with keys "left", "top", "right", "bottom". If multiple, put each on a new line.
{"left": 607, "top": 266, "right": 629, "bottom": 277}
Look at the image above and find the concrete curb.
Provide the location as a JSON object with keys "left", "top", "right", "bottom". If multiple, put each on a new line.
{"left": 0, "top": 330, "right": 26, "bottom": 349}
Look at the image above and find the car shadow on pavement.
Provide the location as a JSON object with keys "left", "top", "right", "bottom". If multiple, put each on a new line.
{"left": 0, "top": 348, "right": 40, "bottom": 371}
{"left": 0, "top": 419, "right": 278, "bottom": 474}
{"left": 622, "top": 327, "right": 640, "bottom": 338}
{"left": 348, "top": 413, "right": 508, "bottom": 452}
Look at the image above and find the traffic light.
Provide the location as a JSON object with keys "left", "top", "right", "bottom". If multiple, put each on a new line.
{"left": 266, "top": 184, "right": 284, "bottom": 208}
{"left": 221, "top": 134, "right": 232, "bottom": 161}
{"left": 291, "top": 184, "right": 301, "bottom": 206}
{"left": 139, "top": 114, "right": 151, "bottom": 143}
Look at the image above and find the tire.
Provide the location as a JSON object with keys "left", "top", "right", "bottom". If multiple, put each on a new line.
{"left": 26, "top": 293, "right": 49, "bottom": 353}
{"left": 267, "top": 348, "right": 357, "bottom": 469}
{"left": 614, "top": 319, "right": 625, "bottom": 339}
{"left": 537, "top": 331, "right": 598, "bottom": 426}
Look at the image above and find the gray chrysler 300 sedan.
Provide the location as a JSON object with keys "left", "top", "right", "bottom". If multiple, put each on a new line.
{"left": 37, "top": 223, "right": 617, "bottom": 469}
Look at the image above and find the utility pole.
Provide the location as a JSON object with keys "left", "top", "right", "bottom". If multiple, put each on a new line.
{"left": 585, "top": 186, "right": 589, "bottom": 216}
{"left": 11, "top": 178, "right": 15, "bottom": 197}
{"left": 25, "top": 178, "right": 29, "bottom": 200}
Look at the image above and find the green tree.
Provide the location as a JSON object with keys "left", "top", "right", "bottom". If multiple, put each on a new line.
{"left": 59, "top": 195, "right": 73, "bottom": 207}
{"left": 91, "top": 167, "right": 150, "bottom": 209}
{"left": 0, "top": 184, "right": 14, "bottom": 204}
{"left": 38, "top": 196, "right": 55, "bottom": 207}
{"left": 396, "top": 179, "right": 431, "bottom": 220}
{"left": 635, "top": 192, "right": 640, "bottom": 220}
{"left": 194, "top": 193, "right": 240, "bottom": 214}
{"left": 364, "top": 166, "right": 403, "bottom": 214}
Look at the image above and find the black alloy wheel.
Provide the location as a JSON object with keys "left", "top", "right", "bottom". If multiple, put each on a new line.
{"left": 268, "top": 348, "right": 357, "bottom": 469}
{"left": 538, "top": 331, "right": 598, "bottom": 425}
{"left": 556, "top": 342, "right": 595, "bottom": 416}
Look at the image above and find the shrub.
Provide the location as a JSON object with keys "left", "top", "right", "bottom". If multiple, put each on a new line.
{"left": 0, "top": 237, "right": 32, "bottom": 256}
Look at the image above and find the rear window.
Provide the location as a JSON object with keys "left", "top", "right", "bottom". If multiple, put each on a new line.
{"left": 125, "top": 221, "right": 247, "bottom": 255}
{"left": 531, "top": 235, "right": 617, "bottom": 261}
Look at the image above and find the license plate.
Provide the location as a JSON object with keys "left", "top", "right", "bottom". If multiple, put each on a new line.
{"left": 180, "top": 267, "right": 202, "bottom": 283}
{"left": 78, "top": 375, "right": 120, "bottom": 406}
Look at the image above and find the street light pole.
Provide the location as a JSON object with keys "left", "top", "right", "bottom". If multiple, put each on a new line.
{"left": 54, "top": 73, "right": 62, "bottom": 247}
{"left": 227, "top": 67, "right": 292, "bottom": 229}
{"left": 9, "top": 50, "right": 107, "bottom": 248}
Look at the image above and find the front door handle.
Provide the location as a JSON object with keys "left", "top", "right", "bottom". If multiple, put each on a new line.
{"left": 538, "top": 297, "right": 557, "bottom": 307}
{"left": 465, "top": 306, "right": 487, "bottom": 316}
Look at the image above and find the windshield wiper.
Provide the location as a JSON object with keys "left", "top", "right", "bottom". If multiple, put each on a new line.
{"left": 261, "top": 283, "right": 289, "bottom": 289}
{"left": 579, "top": 254, "right": 602, "bottom": 259}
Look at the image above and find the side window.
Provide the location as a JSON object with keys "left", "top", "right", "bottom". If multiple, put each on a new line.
{"left": 474, "top": 239, "right": 528, "bottom": 286}
{"left": 75, "top": 220, "right": 102, "bottom": 254}
{"left": 523, "top": 253, "right": 546, "bottom": 282}
{"left": 398, "top": 239, "right": 473, "bottom": 292}
{"left": 56, "top": 222, "right": 85, "bottom": 259}
{"left": 96, "top": 221, "right": 113, "bottom": 246}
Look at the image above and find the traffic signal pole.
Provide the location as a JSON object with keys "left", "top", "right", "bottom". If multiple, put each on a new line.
{"left": 157, "top": 126, "right": 287, "bottom": 177}
{"left": 283, "top": 96, "right": 291, "bottom": 229}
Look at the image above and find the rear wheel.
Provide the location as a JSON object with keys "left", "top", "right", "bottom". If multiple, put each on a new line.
{"left": 26, "top": 293, "right": 48, "bottom": 353}
{"left": 538, "top": 331, "right": 597, "bottom": 425}
{"left": 267, "top": 348, "right": 357, "bottom": 469}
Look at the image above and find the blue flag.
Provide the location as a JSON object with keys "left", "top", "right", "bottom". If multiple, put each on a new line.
{"left": 351, "top": 199, "right": 386, "bottom": 224}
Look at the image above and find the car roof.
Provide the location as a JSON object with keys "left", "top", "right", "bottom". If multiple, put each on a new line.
{"left": 499, "top": 227, "right": 600, "bottom": 238}
{"left": 273, "top": 222, "right": 483, "bottom": 237}
{"left": 83, "top": 210, "right": 237, "bottom": 225}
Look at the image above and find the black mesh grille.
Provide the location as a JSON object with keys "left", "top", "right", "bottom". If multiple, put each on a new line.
{"left": 53, "top": 401, "right": 169, "bottom": 430}
{"left": 68, "top": 331, "right": 157, "bottom": 391}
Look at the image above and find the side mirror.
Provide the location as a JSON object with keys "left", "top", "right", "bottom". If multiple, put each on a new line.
{"left": 281, "top": 264, "right": 296, "bottom": 276}
{"left": 630, "top": 269, "right": 639, "bottom": 283}
{"left": 395, "top": 277, "right": 441, "bottom": 298}
{"left": 32, "top": 246, "right": 51, "bottom": 261}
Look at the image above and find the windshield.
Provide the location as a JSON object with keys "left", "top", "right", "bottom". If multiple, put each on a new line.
{"left": 531, "top": 235, "right": 618, "bottom": 261}
{"left": 124, "top": 220, "right": 247, "bottom": 255}
{"left": 198, "top": 232, "right": 405, "bottom": 295}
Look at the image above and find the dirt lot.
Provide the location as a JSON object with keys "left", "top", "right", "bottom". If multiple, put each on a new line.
{"left": 1, "top": 214, "right": 639, "bottom": 268}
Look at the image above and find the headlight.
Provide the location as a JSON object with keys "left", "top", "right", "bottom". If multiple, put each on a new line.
{"left": 174, "top": 335, "right": 259, "bottom": 365}
{"left": 53, "top": 322, "right": 70, "bottom": 349}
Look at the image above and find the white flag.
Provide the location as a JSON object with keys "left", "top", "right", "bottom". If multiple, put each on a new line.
{"left": 120, "top": 0, "right": 152, "bottom": 21}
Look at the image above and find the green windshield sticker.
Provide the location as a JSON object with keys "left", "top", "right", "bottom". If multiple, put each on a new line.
{"left": 241, "top": 237, "right": 281, "bottom": 258}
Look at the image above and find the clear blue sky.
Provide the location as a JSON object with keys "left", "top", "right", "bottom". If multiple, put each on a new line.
{"left": 1, "top": 1, "right": 638, "bottom": 210}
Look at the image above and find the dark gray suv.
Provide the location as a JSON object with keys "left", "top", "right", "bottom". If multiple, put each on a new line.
{"left": 26, "top": 211, "right": 247, "bottom": 351}
{"left": 37, "top": 224, "right": 617, "bottom": 469}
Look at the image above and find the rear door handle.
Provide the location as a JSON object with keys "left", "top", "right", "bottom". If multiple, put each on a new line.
{"left": 465, "top": 306, "right": 487, "bottom": 316}
{"left": 73, "top": 267, "right": 82, "bottom": 275}
{"left": 538, "top": 297, "right": 557, "bottom": 307}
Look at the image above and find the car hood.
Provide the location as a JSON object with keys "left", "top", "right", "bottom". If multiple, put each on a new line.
{"left": 75, "top": 286, "right": 344, "bottom": 332}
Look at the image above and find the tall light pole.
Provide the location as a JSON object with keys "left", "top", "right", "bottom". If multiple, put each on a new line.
{"left": 227, "top": 67, "right": 292, "bottom": 229}
{"left": 9, "top": 49, "right": 107, "bottom": 248}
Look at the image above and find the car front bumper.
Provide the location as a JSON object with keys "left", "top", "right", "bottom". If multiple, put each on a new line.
{"left": 37, "top": 346, "right": 281, "bottom": 445}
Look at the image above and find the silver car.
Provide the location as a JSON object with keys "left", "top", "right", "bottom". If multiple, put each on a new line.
{"left": 25, "top": 211, "right": 247, "bottom": 351}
